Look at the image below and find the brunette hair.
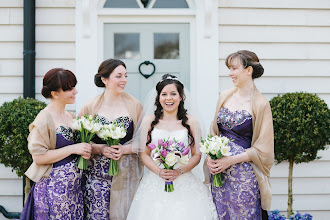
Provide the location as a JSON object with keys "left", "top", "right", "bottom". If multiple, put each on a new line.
{"left": 41, "top": 68, "right": 77, "bottom": 99}
{"left": 225, "top": 50, "right": 264, "bottom": 79}
{"left": 94, "top": 59, "right": 126, "bottom": 87}
{"left": 147, "top": 74, "right": 195, "bottom": 147}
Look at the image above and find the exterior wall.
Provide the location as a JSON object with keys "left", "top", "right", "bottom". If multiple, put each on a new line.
{"left": 218, "top": 0, "right": 330, "bottom": 219}
{"left": 0, "top": 0, "right": 330, "bottom": 218}
{"left": 0, "top": 0, "right": 75, "bottom": 217}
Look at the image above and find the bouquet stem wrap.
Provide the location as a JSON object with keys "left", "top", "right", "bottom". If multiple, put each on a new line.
{"left": 106, "top": 139, "right": 120, "bottom": 176}
{"left": 209, "top": 154, "right": 223, "bottom": 187}
{"left": 161, "top": 155, "right": 175, "bottom": 192}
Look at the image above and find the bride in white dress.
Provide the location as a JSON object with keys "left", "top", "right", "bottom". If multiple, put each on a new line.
{"left": 127, "top": 74, "right": 218, "bottom": 220}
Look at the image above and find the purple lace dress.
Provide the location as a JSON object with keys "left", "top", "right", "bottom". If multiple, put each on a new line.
{"left": 33, "top": 126, "right": 84, "bottom": 219}
{"left": 82, "top": 116, "right": 133, "bottom": 220}
{"left": 211, "top": 107, "right": 262, "bottom": 220}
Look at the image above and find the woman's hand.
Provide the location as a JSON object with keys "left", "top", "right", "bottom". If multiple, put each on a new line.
{"left": 158, "top": 169, "right": 181, "bottom": 182}
{"left": 72, "top": 143, "right": 92, "bottom": 159}
{"left": 207, "top": 156, "right": 233, "bottom": 175}
{"left": 102, "top": 145, "right": 124, "bottom": 160}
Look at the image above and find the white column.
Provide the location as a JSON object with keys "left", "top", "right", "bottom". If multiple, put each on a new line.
{"left": 75, "top": 0, "right": 101, "bottom": 113}
{"left": 194, "top": 0, "right": 219, "bottom": 130}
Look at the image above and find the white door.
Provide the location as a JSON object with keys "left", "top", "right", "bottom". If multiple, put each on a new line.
{"left": 103, "top": 23, "right": 190, "bottom": 103}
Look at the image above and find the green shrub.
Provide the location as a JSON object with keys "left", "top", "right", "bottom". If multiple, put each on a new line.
{"left": 270, "top": 92, "right": 330, "bottom": 217}
{"left": 0, "top": 97, "right": 46, "bottom": 177}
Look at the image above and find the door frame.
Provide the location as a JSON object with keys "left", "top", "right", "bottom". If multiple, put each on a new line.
{"left": 75, "top": 0, "right": 219, "bottom": 127}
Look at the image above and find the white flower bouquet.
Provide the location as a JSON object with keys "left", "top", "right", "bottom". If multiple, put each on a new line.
{"left": 72, "top": 114, "right": 101, "bottom": 170}
{"left": 148, "top": 138, "right": 190, "bottom": 192}
{"left": 97, "top": 121, "right": 127, "bottom": 176}
{"left": 200, "top": 135, "right": 232, "bottom": 187}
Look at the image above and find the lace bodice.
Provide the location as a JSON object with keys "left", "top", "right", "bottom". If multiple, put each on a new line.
{"left": 151, "top": 127, "right": 189, "bottom": 147}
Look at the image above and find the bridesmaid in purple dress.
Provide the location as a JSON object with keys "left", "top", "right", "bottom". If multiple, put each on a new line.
{"left": 206, "top": 50, "right": 274, "bottom": 220}
{"left": 78, "top": 59, "right": 143, "bottom": 220}
{"left": 20, "top": 68, "right": 92, "bottom": 220}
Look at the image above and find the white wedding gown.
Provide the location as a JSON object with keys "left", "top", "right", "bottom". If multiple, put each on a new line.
{"left": 127, "top": 128, "right": 218, "bottom": 220}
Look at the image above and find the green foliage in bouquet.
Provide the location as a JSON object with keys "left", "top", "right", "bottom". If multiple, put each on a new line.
{"left": 270, "top": 92, "right": 330, "bottom": 217}
{"left": 0, "top": 97, "right": 46, "bottom": 177}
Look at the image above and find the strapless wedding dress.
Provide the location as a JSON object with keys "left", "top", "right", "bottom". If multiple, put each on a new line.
{"left": 127, "top": 128, "right": 218, "bottom": 220}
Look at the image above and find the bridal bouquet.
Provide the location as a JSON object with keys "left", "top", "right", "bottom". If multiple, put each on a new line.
{"left": 200, "top": 135, "right": 232, "bottom": 187}
{"left": 148, "top": 138, "right": 190, "bottom": 192}
{"left": 72, "top": 114, "right": 101, "bottom": 170}
{"left": 97, "top": 122, "right": 127, "bottom": 176}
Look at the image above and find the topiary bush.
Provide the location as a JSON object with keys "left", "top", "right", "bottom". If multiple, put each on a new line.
{"left": 270, "top": 92, "right": 330, "bottom": 217}
{"left": 0, "top": 97, "right": 46, "bottom": 177}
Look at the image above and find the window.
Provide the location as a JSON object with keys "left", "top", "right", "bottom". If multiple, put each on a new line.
{"left": 104, "top": 0, "right": 189, "bottom": 8}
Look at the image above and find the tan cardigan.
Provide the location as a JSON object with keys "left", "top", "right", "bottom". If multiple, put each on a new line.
{"left": 79, "top": 92, "right": 143, "bottom": 220}
{"left": 25, "top": 109, "right": 73, "bottom": 182}
{"left": 205, "top": 86, "right": 274, "bottom": 210}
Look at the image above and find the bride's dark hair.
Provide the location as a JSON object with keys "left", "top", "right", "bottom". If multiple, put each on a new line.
{"left": 147, "top": 74, "right": 195, "bottom": 147}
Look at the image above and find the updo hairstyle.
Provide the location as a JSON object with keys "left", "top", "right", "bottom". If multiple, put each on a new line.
{"left": 94, "top": 59, "right": 126, "bottom": 87}
{"left": 41, "top": 68, "right": 77, "bottom": 99}
{"left": 225, "top": 50, "right": 264, "bottom": 79}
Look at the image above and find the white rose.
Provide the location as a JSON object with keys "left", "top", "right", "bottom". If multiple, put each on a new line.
{"left": 223, "top": 137, "right": 229, "bottom": 145}
{"left": 97, "top": 129, "right": 107, "bottom": 139}
{"left": 221, "top": 145, "right": 232, "bottom": 156}
{"left": 165, "top": 153, "right": 178, "bottom": 167}
{"left": 111, "top": 127, "right": 122, "bottom": 139}
{"left": 179, "top": 155, "right": 189, "bottom": 166}
{"left": 208, "top": 142, "right": 219, "bottom": 155}
{"left": 83, "top": 120, "right": 94, "bottom": 131}
{"left": 72, "top": 119, "right": 81, "bottom": 130}
{"left": 92, "top": 123, "right": 102, "bottom": 133}
{"left": 119, "top": 127, "right": 127, "bottom": 138}
{"left": 199, "top": 143, "right": 208, "bottom": 154}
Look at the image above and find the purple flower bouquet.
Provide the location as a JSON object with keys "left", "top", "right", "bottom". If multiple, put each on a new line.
{"left": 148, "top": 138, "right": 189, "bottom": 192}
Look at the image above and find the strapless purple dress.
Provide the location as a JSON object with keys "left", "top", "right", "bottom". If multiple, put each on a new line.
{"left": 82, "top": 116, "right": 134, "bottom": 220}
{"left": 211, "top": 107, "right": 262, "bottom": 220}
{"left": 20, "top": 126, "right": 84, "bottom": 220}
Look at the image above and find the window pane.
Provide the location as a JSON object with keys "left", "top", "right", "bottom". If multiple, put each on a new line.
{"left": 154, "top": 33, "right": 179, "bottom": 59}
{"left": 153, "top": 0, "right": 188, "bottom": 8}
{"left": 114, "top": 33, "right": 140, "bottom": 59}
{"left": 104, "top": 0, "right": 139, "bottom": 8}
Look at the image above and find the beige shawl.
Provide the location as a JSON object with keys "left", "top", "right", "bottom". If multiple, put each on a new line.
{"left": 205, "top": 86, "right": 274, "bottom": 210}
{"left": 25, "top": 110, "right": 57, "bottom": 182}
{"left": 79, "top": 92, "right": 143, "bottom": 220}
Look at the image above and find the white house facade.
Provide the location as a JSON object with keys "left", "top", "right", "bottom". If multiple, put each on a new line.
{"left": 0, "top": 0, "right": 329, "bottom": 219}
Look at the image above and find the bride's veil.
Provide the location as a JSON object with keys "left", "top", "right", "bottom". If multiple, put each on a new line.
{"left": 131, "top": 77, "right": 206, "bottom": 182}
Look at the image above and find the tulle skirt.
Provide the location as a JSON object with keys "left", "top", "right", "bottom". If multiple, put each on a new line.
{"left": 127, "top": 170, "right": 218, "bottom": 220}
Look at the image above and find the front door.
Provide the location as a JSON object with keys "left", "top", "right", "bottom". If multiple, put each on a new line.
{"left": 103, "top": 23, "right": 190, "bottom": 103}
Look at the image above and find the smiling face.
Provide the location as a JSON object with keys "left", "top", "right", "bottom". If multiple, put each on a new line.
{"left": 159, "top": 83, "right": 182, "bottom": 114}
{"left": 51, "top": 87, "right": 78, "bottom": 104}
{"left": 101, "top": 65, "right": 127, "bottom": 94}
{"left": 227, "top": 57, "right": 252, "bottom": 88}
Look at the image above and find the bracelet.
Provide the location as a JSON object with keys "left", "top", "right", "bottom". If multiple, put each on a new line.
{"left": 178, "top": 167, "right": 183, "bottom": 175}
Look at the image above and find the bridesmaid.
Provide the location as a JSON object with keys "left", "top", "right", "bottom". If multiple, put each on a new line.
{"left": 20, "top": 68, "right": 92, "bottom": 219}
{"left": 79, "top": 59, "right": 143, "bottom": 220}
{"left": 205, "top": 50, "right": 274, "bottom": 220}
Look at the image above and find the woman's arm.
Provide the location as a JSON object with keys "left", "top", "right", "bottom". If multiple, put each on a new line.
{"left": 32, "top": 142, "right": 92, "bottom": 165}
{"left": 207, "top": 152, "right": 251, "bottom": 175}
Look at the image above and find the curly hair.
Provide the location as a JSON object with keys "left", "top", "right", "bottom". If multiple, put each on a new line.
{"left": 147, "top": 74, "right": 195, "bottom": 147}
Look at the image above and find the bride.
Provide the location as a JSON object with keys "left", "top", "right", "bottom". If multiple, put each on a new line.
{"left": 127, "top": 74, "right": 218, "bottom": 220}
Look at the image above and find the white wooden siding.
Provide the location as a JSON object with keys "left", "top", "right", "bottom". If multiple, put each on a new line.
{"left": 0, "top": 0, "right": 75, "bottom": 217}
{"left": 218, "top": 0, "right": 330, "bottom": 219}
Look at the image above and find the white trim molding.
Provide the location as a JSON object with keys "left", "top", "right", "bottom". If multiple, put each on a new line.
{"left": 75, "top": 0, "right": 219, "bottom": 127}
